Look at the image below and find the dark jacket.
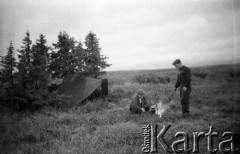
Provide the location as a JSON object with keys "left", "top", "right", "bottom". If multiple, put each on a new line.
{"left": 130, "top": 94, "right": 149, "bottom": 110}
{"left": 175, "top": 66, "right": 191, "bottom": 89}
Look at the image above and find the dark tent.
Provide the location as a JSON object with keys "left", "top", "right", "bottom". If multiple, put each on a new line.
{"left": 57, "top": 75, "right": 108, "bottom": 107}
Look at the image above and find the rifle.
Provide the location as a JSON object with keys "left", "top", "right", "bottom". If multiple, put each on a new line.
{"left": 168, "top": 88, "right": 176, "bottom": 103}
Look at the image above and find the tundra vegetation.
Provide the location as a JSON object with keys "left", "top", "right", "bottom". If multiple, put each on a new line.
{"left": 1, "top": 61, "right": 240, "bottom": 153}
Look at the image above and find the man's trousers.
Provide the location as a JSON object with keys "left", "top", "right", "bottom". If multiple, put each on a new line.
{"left": 180, "top": 86, "right": 191, "bottom": 116}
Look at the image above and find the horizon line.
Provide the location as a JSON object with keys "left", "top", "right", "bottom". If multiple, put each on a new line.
{"left": 106, "top": 62, "right": 240, "bottom": 72}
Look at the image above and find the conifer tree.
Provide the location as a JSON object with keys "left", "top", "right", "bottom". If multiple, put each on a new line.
{"left": 49, "top": 31, "right": 75, "bottom": 79}
{"left": 31, "top": 34, "right": 50, "bottom": 89}
{"left": 84, "top": 31, "right": 110, "bottom": 78}
{"left": 72, "top": 40, "right": 87, "bottom": 77}
{"left": 0, "top": 42, "right": 17, "bottom": 86}
{"left": 17, "top": 31, "right": 33, "bottom": 91}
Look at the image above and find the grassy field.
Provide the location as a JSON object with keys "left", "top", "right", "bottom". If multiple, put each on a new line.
{"left": 1, "top": 64, "right": 240, "bottom": 153}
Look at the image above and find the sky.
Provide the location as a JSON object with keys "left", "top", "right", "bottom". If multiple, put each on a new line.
{"left": 0, "top": 0, "right": 240, "bottom": 71}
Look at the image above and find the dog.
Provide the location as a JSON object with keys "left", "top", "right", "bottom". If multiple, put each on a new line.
{"left": 150, "top": 100, "right": 165, "bottom": 118}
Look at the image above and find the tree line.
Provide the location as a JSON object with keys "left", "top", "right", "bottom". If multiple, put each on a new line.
{"left": 0, "top": 31, "right": 110, "bottom": 111}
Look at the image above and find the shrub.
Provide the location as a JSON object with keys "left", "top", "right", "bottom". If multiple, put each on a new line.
{"left": 192, "top": 71, "right": 207, "bottom": 79}
{"left": 132, "top": 73, "right": 170, "bottom": 84}
{"left": 0, "top": 83, "right": 72, "bottom": 111}
{"left": 228, "top": 71, "right": 240, "bottom": 78}
{"left": 31, "top": 91, "right": 71, "bottom": 111}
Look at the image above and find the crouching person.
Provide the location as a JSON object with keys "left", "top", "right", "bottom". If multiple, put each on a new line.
{"left": 130, "top": 89, "right": 150, "bottom": 114}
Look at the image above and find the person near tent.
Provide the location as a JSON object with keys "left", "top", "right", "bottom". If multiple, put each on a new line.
{"left": 129, "top": 89, "right": 151, "bottom": 114}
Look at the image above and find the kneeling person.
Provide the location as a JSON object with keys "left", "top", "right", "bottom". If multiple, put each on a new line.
{"left": 130, "top": 89, "right": 150, "bottom": 114}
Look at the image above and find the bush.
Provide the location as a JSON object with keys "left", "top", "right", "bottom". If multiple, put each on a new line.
{"left": 33, "top": 91, "right": 72, "bottom": 110}
{"left": 192, "top": 71, "right": 207, "bottom": 79}
{"left": 0, "top": 84, "right": 32, "bottom": 111}
{"left": 132, "top": 73, "right": 170, "bottom": 84}
{"left": 228, "top": 71, "right": 240, "bottom": 78}
{"left": 0, "top": 86, "right": 71, "bottom": 111}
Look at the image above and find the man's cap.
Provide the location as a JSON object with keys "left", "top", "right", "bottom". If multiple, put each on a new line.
{"left": 172, "top": 59, "right": 181, "bottom": 65}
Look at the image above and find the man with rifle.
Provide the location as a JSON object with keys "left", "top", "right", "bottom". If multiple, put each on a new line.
{"left": 172, "top": 59, "right": 192, "bottom": 118}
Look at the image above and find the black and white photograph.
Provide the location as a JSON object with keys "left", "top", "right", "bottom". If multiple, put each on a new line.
{"left": 0, "top": 0, "right": 240, "bottom": 153}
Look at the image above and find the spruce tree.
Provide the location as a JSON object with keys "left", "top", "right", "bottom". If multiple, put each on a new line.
{"left": 49, "top": 31, "right": 76, "bottom": 79}
{"left": 0, "top": 42, "right": 17, "bottom": 86}
{"left": 17, "top": 31, "right": 33, "bottom": 91}
{"left": 31, "top": 34, "right": 50, "bottom": 90}
{"left": 72, "top": 40, "right": 87, "bottom": 78}
{"left": 84, "top": 31, "right": 110, "bottom": 78}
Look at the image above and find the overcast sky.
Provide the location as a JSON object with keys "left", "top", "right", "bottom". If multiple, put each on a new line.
{"left": 0, "top": 0, "right": 239, "bottom": 71}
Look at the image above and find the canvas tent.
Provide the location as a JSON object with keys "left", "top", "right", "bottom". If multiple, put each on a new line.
{"left": 57, "top": 75, "right": 107, "bottom": 107}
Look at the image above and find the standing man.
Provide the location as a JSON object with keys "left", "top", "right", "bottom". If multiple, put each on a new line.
{"left": 172, "top": 59, "right": 191, "bottom": 118}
